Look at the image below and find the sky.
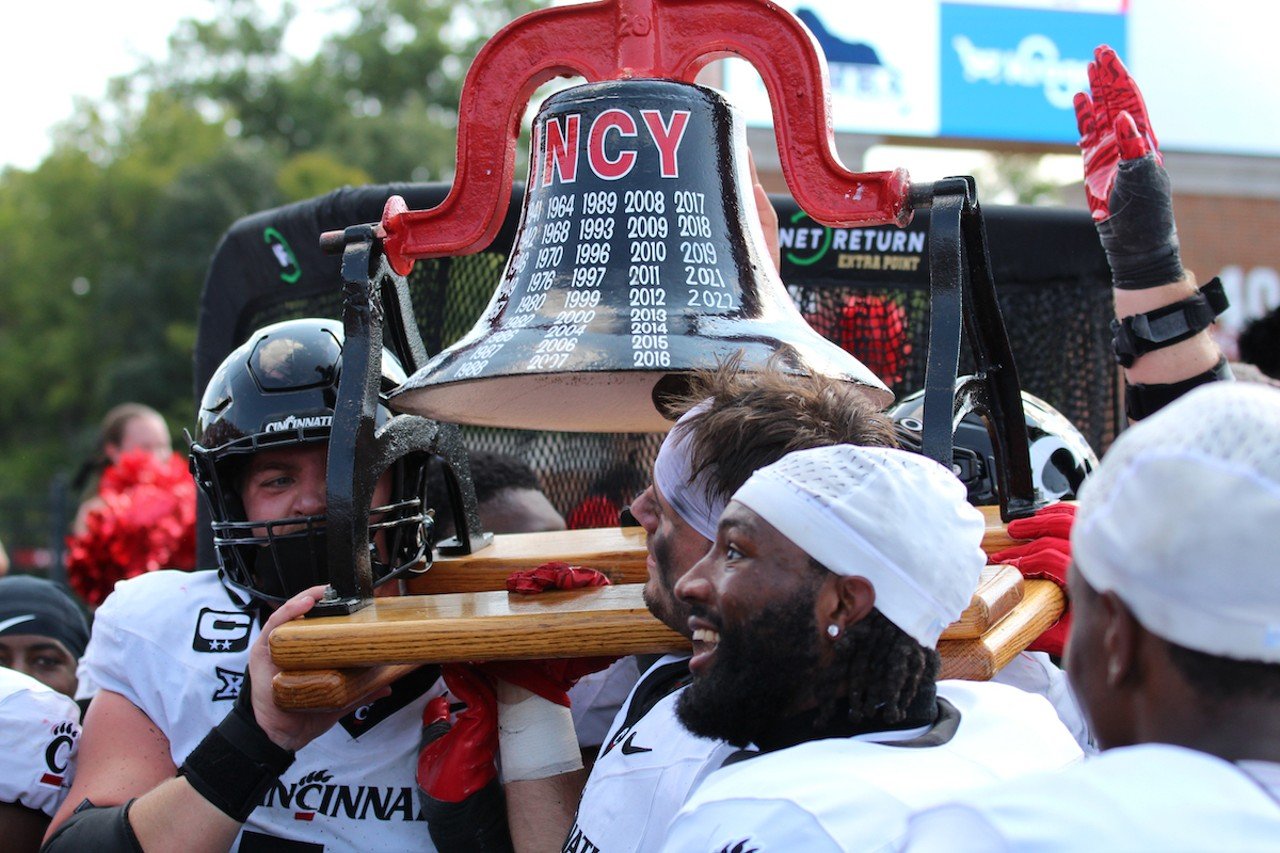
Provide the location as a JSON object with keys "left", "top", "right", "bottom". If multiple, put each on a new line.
{"left": 0, "top": 1, "right": 346, "bottom": 171}
{"left": 0, "top": 0, "right": 1074, "bottom": 186}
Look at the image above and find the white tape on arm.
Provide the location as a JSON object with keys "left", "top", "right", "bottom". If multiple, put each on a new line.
{"left": 495, "top": 681, "right": 583, "bottom": 782}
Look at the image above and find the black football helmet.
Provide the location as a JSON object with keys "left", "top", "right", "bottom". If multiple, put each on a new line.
{"left": 190, "top": 318, "right": 432, "bottom": 604}
{"left": 890, "top": 388, "right": 1098, "bottom": 505}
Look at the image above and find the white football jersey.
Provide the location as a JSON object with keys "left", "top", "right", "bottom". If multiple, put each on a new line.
{"left": 903, "top": 743, "right": 1280, "bottom": 852}
{"left": 567, "top": 655, "right": 737, "bottom": 853}
{"left": 79, "top": 570, "right": 446, "bottom": 852}
{"left": 569, "top": 656, "right": 642, "bottom": 751}
{"left": 662, "top": 680, "right": 1083, "bottom": 852}
{"left": 992, "top": 651, "right": 1093, "bottom": 752}
{"left": 0, "top": 666, "right": 81, "bottom": 816}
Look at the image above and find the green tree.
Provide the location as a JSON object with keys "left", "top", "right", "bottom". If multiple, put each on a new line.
{"left": 977, "top": 153, "right": 1065, "bottom": 206}
{"left": 149, "top": 0, "right": 536, "bottom": 182}
{"left": 0, "top": 0, "right": 539, "bottom": 565}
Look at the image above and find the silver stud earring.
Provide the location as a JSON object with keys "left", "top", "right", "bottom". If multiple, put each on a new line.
{"left": 826, "top": 624, "right": 840, "bottom": 639}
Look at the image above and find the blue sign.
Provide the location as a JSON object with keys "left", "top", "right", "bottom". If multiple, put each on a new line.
{"left": 939, "top": 5, "right": 1126, "bottom": 144}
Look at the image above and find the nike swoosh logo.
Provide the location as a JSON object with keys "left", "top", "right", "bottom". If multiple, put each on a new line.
{"left": 0, "top": 614, "right": 37, "bottom": 633}
{"left": 620, "top": 732, "right": 653, "bottom": 755}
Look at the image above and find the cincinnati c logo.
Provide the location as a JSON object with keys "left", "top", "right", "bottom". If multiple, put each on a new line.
{"left": 40, "top": 721, "right": 78, "bottom": 786}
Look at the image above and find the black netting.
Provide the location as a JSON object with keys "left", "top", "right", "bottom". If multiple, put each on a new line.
{"left": 789, "top": 278, "right": 1118, "bottom": 452}
{"left": 206, "top": 184, "right": 1118, "bottom": 537}
{"left": 239, "top": 250, "right": 665, "bottom": 524}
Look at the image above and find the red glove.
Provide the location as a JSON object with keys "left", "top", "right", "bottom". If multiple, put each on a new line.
{"left": 989, "top": 503, "right": 1076, "bottom": 657}
{"left": 416, "top": 665, "right": 514, "bottom": 849}
{"left": 477, "top": 656, "right": 617, "bottom": 708}
{"left": 486, "top": 563, "right": 618, "bottom": 706}
{"left": 1075, "top": 45, "right": 1183, "bottom": 292}
{"left": 1004, "top": 501, "right": 1076, "bottom": 546}
{"left": 506, "top": 561, "right": 612, "bottom": 594}
{"left": 417, "top": 664, "right": 499, "bottom": 803}
{"left": 1075, "top": 45, "right": 1160, "bottom": 221}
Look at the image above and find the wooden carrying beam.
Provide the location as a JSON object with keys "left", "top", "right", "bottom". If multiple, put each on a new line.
{"left": 407, "top": 504, "right": 1032, "bottom": 595}
{"left": 272, "top": 506, "right": 1064, "bottom": 710}
{"left": 272, "top": 564, "right": 1037, "bottom": 710}
{"left": 407, "top": 526, "right": 651, "bottom": 594}
{"left": 939, "top": 579, "right": 1064, "bottom": 681}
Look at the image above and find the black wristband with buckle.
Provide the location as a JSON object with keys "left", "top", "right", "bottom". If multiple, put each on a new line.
{"left": 1111, "top": 277, "right": 1229, "bottom": 368}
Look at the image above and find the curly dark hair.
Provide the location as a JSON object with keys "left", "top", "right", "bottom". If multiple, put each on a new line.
{"left": 663, "top": 354, "right": 898, "bottom": 508}
{"left": 425, "top": 450, "right": 544, "bottom": 538}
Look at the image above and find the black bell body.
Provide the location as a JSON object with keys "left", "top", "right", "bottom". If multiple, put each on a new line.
{"left": 391, "top": 78, "right": 891, "bottom": 431}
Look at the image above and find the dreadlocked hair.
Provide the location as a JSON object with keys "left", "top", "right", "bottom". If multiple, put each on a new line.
{"left": 664, "top": 353, "right": 898, "bottom": 504}
{"left": 827, "top": 602, "right": 940, "bottom": 729}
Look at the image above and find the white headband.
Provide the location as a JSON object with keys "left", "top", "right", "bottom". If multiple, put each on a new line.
{"left": 653, "top": 400, "right": 723, "bottom": 542}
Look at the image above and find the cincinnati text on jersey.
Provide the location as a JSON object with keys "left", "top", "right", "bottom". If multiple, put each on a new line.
{"left": 562, "top": 822, "right": 601, "bottom": 853}
{"left": 260, "top": 769, "right": 426, "bottom": 823}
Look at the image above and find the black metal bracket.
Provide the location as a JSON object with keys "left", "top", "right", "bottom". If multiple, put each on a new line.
{"left": 311, "top": 228, "right": 491, "bottom": 618}
{"left": 911, "top": 177, "right": 1043, "bottom": 522}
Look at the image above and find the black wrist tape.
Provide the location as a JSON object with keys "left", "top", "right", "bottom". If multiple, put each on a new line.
{"left": 420, "top": 778, "right": 514, "bottom": 853}
{"left": 42, "top": 799, "right": 143, "bottom": 852}
{"left": 179, "top": 701, "right": 296, "bottom": 823}
{"left": 1112, "top": 277, "right": 1229, "bottom": 367}
{"left": 1125, "top": 355, "right": 1233, "bottom": 421}
{"left": 1097, "top": 156, "right": 1185, "bottom": 290}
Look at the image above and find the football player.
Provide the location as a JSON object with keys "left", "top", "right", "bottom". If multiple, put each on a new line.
{"left": 902, "top": 382, "right": 1280, "bottom": 849}
{"left": 897, "top": 44, "right": 1272, "bottom": 852}
{"left": 661, "top": 444, "right": 1083, "bottom": 850}
{"left": 0, "top": 666, "right": 82, "bottom": 852}
{"left": 0, "top": 575, "right": 90, "bottom": 701}
{"left": 43, "top": 318, "right": 559, "bottom": 852}
{"left": 565, "top": 358, "right": 899, "bottom": 852}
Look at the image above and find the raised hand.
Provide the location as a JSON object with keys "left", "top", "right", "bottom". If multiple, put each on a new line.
{"left": 1074, "top": 44, "right": 1160, "bottom": 221}
{"left": 1074, "top": 44, "right": 1183, "bottom": 291}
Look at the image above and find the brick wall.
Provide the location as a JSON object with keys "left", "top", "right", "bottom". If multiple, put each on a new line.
{"left": 1175, "top": 193, "right": 1280, "bottom": 353}
{"left": 1175, "top": 193, "right": 1280, "bottom": 279}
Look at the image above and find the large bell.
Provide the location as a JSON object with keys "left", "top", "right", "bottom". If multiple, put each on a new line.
{"left": 390, "top": 78, "right": 891, "bottom": 431}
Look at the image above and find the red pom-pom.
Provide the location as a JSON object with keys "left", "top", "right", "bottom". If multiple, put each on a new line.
{"left": 66, "top": 450, "right": 197, "bottom": 606}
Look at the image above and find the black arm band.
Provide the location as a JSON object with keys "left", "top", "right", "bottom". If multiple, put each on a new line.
{"left": 41, "top": 799, "right": 142, "bottom": 853}
{"left": 1111, "top": 277, "right": 1229, "bottom": 367}
{"left": 1125, "top": 355, "right": 1233, "bottom": 421}
{"left": 178, "top": 699, "right": 296, "bottom": 823}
